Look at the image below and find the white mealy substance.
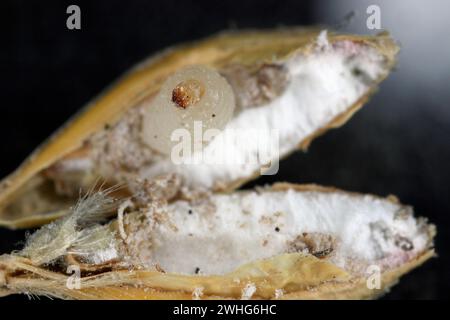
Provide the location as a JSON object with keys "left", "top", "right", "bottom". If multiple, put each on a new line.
{"left": 145, "top": 189, "right": 430, "bottom": 275}
{"left": 139, "top": 35, "right": 387, "bottom": 189}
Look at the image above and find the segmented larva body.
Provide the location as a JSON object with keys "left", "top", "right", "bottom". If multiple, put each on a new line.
{"left": 141, "top": 65, "right": 236, "bottom": 155}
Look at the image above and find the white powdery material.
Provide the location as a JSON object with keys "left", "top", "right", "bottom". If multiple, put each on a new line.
{"left": 87, "top": 246, "right": 118, "bottom": 265}
{"left": 146, "top": 189, "right": 429, "bottom": 275}
{"left": 140, "top": 42, "right": 386, "bottom": 189}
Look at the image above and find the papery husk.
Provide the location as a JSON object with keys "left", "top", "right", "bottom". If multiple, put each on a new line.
{"left": 0, "top": 250, "right": 434, "bottom": 300}
{"left": 0, "top": 28, "right": 399, "bottom": 229}
{"left": 0, "top": 183, "right": 436, "bottom": 300}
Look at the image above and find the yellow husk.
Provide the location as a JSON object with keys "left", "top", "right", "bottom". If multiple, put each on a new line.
{"left": 0, "top": 28, "right": 399, "bottom": 229}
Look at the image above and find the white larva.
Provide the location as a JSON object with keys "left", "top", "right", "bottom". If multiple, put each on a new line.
{"left": 141, "top": 65, "right": 236, "bottom": 155}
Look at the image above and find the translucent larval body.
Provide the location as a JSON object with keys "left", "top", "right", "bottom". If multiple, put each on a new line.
{"left": 141, "top": 65, "right": 235, "bottom": 155}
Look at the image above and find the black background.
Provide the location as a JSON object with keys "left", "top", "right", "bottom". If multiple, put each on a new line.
{"left": 0, "top": 0, "right": 448, "bottom": 300}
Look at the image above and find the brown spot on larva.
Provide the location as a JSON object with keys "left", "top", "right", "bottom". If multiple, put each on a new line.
{"left": 172, "top": 79, "right": 205, "bottom": 109}
{"left": 262, "top": 239, "right": 268, "bottom": 247}
{"left": 395, "top": 235, "right": 414, "bottom": 251}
